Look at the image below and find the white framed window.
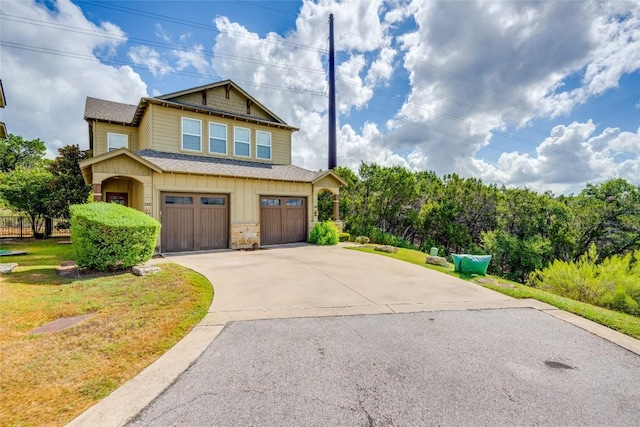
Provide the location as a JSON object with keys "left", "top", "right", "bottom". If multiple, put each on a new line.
{"left": 234, "top": 126, "right": 250, "bottom": 157}
{"left": 182, "top": 117, "right": 202, "bottom": 151}
{"left": 107, "top": 133, "right": 128, "bottom": 152}
{"left": 256, "top": 130, "right": 272, "bottom": 160}
{"left": 209, "top": 122, "right": 227, "bottom": 154}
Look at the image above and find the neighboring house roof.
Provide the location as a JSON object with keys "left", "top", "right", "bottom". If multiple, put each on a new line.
{"left": 0, "top": 79, "right": 7, "bottom": 138}
{"left": 136, "top": 150, "right": 326, "bottom": 183}
{"left": 85, "top": 97, "right": 137, "bottom": 124}
{"left": 0, "top": 79, "right": 6, "bottom": 108}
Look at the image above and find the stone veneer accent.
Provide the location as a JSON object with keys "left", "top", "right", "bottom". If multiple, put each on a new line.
{"left": 231, "top": 224, "right": 260, "bottom": 249}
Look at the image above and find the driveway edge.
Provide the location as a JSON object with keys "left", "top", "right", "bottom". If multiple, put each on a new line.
{"left": 66, "top": 323, "right": 224, "bottom": 427}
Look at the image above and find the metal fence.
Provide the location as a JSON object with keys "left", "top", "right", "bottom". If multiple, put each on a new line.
{"left": 0, "top": 216, "right": 71, "bottom": 239}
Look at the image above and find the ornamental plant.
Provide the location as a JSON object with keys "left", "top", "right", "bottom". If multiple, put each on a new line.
{"left": 70, "top": 203, "right": 161, "bottom": 271}
{"left": 308, "top": 220, "right": 339, "bottom": 246}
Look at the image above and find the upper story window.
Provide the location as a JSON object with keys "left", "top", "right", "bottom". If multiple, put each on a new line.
{"left": 234, "top": 126, "right": 250, "bottom": 157}
{"left": 209, "top": 122, "right": 227, "bottom": 154}
{"left": 107, "top": 133, "right": 128, "bottom": 152}
{"left": 182, "top": 117, "right": 201, "bottom": 151}
{"left": 256, "top": 131, "right": 272, "bottom": 160}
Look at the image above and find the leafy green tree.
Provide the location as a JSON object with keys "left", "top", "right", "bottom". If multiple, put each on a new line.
{"left": 48, "top": 145, "right": 91, "bottom": 219}
{"left": 0, "top": 166, "right": 54, "bottom": 234}
{"left": 0, "top": 134, "right": 46, "bottom": 172}
{"left": 571, "top": 179, "right": 640, "bottom": 260}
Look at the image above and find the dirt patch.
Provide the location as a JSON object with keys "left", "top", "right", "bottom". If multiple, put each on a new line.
{"left": 56, "top": 261, "right": 133, "bottom": 280}
{"left": 28, "top": 313, "right": 95, "bottom": 334}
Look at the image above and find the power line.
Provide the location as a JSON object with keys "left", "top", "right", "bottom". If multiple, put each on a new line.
{"left": 0, "top": 40, "right": 593, "bottom": 176}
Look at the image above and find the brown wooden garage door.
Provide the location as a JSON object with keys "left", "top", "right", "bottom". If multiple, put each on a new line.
{"left": 162, "top": 193, "right": 228, "bottom": 252}
{"left": 260, "top": 196, "right": 307, "bottom": 245}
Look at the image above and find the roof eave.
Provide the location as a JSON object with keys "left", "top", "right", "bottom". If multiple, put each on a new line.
{"left": 146, "top": 98, "right": 299, "bottom": 131}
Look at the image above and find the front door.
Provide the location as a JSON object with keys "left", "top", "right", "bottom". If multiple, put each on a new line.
{"left": 106, "top": 192, "right": 128, "bottom": 206}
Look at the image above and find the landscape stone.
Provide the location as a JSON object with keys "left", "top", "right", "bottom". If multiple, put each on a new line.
{"left": 133, "top": 265, "right": 161, "bottom": 276}
{"left": 375, "top": 245, "right": 398, "bottom": 254}
{"left": 56, "top": 262, "right": 79, "bottom": 278}
{"left": 426, "top": 255, "right": 450, "bottom": 268}
{"left": 0, "top": 263, "right": 18, "bottom": 274}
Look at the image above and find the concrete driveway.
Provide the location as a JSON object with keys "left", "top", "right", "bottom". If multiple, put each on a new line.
{"left": 171, "top": 243, "right": 520, "bottom": 323}
{"left": 68, "top": 244, "right": 640, "bottom": 427}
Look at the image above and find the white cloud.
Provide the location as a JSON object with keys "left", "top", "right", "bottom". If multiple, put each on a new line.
{"left": 472, "top": 121, "right": 640, "bottom": 193}
{"left": 0, "top": 0, "right": 147, "bottom": 156}
{"left": 128, "top": 45, "right": 173, "bottom": 77}
{"left": 172, "top": 44, "right": 211, "bottom": 76}
{"left": 154, "top": 23, "right": 172, "bottom": 43}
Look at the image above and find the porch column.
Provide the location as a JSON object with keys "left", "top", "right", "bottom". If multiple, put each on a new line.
{"left": 92, "top": 183, "right": 102, "bottom": 202}
{"left": 333, "top": 193, "right": 340, "bottom": 221}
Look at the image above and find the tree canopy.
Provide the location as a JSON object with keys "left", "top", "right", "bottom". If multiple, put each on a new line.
{"left": 333, "top": 163, "right": 640, "bottom": 283}
{"left": 0, "top": 134, "right": 46, "bottom": 172}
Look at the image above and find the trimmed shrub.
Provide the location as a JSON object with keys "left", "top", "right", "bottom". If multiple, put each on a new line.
{"left": 70, "top": 203, "right": 161, "bottom": 271}
{"left": 308, "top": 221, "right": 339, "bottom": 246}
{"left": 339, "top": 232, "right": 351, "bottom": 242}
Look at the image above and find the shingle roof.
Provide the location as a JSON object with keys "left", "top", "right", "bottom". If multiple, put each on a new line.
{"left": 85, "top": 97, "right": 137, "bottom": 124}
{"left": 136, "top": 150, "right": 324, "bottom": 182}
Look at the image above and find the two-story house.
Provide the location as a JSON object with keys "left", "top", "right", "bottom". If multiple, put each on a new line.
{"left": 79, "top": 80, "right": 344, "bottom": 252}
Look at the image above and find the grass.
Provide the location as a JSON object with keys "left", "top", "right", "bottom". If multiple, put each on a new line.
{"left": 0, "top": 238, "right": 213, "bottom": 427}
{"left": 346, "top": 245, "right": 640, "bottom": 340}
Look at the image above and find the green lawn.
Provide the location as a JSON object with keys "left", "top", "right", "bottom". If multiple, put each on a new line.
{"left": 0, "top": 238, "right": 212, "bottom": 427}
{"left": 347, "top": 245, "right": 640, "bottom": 340}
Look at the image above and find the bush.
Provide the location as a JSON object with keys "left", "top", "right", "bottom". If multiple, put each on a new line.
{"left": 339, "top": 232, "right": 351, "bottom": 242}
{"left": 308, "top": 221, "right": 339, "bottom": 246}
{"left": 70, "top": 203, "right": 161, "bottom": 271}
{"left": 528, "top": 245, "right": 640, "bottom": 315}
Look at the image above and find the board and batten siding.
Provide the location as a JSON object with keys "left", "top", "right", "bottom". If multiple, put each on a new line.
{"left": 149, "top": 106, "right": 292, "bottom": 164}
{"left": 93, "top": 122, "right": 140, "bottom": 156}
{"left": 170, "top": 86, "right": 272, "bottom": 121}
{"left": 151, "top": 172, "right": 311, "bottom": 226}
{"left": 92, "top": 154, "right": 152, "bottom": 177}
{"left": 138, "top": 105, "right": 153, "bottom": 150}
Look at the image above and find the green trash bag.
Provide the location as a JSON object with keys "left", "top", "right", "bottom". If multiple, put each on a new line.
{"left": 452, "top": 254, "right": 492, "bottom": 275}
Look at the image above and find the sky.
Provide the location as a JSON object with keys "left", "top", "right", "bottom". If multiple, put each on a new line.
{"left": 1, "top": 0, "right": 639, "bottom": 195}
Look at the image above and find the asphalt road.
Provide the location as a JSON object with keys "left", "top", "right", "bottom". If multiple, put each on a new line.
{"left": 129, "top": 308, "right": 640, "bottom": 426}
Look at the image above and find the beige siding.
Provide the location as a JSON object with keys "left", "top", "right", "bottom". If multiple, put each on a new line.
{"left": 314, "top": 175, "right": 342, "bottom": 192}
{"left": 93, "top": 122, "right": 139, "bottom": 156}
{"left": 138, "top": 105, "right": 152, "bottom": 150}
{"left": 93, "top": 155, "right": 153, "bottom": 177}
{"left": 170, "top": 86, "right": 272, "bottom": 121}
{"left": 152, "top": 172, "right": 311, "bottom": 226}
{"left": 149, "top": 106, "right": 292, "bottom": 164}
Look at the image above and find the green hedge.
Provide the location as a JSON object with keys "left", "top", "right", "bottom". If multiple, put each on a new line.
{"left": 308, "top": 221, "right": 339, "bottom": 245}
{"left": 70, "top": 203, "right": 161, "bottom": 271}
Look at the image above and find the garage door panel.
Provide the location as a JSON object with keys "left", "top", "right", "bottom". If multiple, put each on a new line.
{"left": 199, "top": 206, "right": 228, "bottom": 249}
{"left": 162, "top": 192, "right": 229, "bottom": 252}
{"left": 261, "top": 197, "right": 306, "bottom": 245}
{"left": 261, "top": 206, "right": 282, "bottom": 245}
{"left": 162, "top": 206, "right": 195, "bottom": 252}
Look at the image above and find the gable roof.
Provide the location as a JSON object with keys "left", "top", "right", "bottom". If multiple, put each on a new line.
{"left": 136, "top": 150, "right": 325, "bottom": 182}
{"left": 0, "top": 79, "right": 6, "bottom": 108}
{"left": 84, "top": 80, "right": 298, "bottom": 131}
{"left": 79, "top": 148, "right": 163, "bottom": 183}
{"left": 85, "top": 97, "right": 137, "bottom": 124}
{"left": 157, "top": 80, "right": 288, "bottom": 125}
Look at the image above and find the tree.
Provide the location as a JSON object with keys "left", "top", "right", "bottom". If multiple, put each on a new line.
{"left": 0, "top": 166, "right": 54, "bottom": 234}
{"left": 0, "top": 134, "right": 46, "bottom": 172}
{"left": 48, "top": 145, "right": 91, "bottom": 219}
{"left": 571, "top": 179, "right": 640, "bottom": 260}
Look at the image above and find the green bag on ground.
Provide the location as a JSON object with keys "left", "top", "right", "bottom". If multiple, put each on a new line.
{"left": 452, "top": 254, "right": 492, "bottom": 275}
